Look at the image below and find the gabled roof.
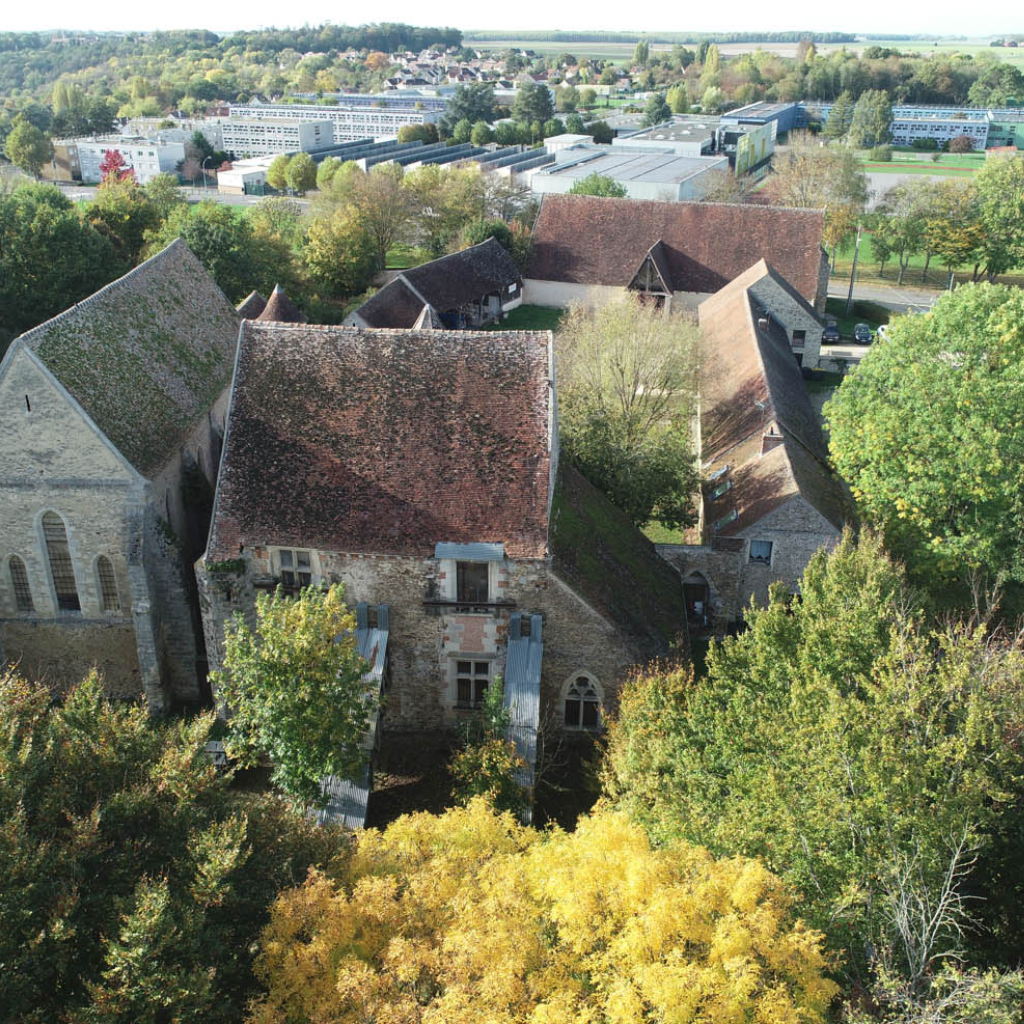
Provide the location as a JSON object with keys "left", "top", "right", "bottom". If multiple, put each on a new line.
{"left": 526, "top": 194, "right": 826, "bottom": 306}
{"left": 15, "top": 239, "right": 239, "bottom": 478}
{"left": 699, "top": 263, "right": 846, "bottom": 535}
{"left": 256, "top": 284, "right": 307, "bottom": 324}
{"left": 412, "top": 303, "right": 443, "bottom": 329}
{"left": 550, "top": 462, "right": 687, "bottom": 656}
{"left": 207, "top": 324, "right": 553, "bottom": 561}
{"left": 237, "top": 290, "right": 267, "bottom": 319}
{"left": 352, "top": 239, "right": 522, "bottom": 329}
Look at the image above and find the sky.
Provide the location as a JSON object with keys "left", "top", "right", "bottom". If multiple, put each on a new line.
{"left": 3, "top": 0, "right": 1016, "bottom": 38}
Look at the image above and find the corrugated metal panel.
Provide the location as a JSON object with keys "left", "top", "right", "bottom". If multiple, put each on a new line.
{"left": 311, "top": 604, "right": 389, "bottom": 830}
{"left": 434, "top": 542, "right": 505, "bottom": 561}
{"left": 504, "top": 613, "right": 543, "bottom": 822}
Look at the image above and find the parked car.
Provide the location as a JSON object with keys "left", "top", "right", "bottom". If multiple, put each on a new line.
{"left": 853, "top": 323, "right": 874, "bottom": 344}
{"left": 822, "top": 320, "right": 841, "bottom": 343}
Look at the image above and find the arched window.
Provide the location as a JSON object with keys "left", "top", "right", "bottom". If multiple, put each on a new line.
{"left": 41, "top": 511, "right": 80, "bottom": 612}
{"left": 563, "top": 673, "right": 602, "bottom": 731}
{"left": 8, "top": 556, "right": 34, "bottom": 613}
{"left": 97, "top": 556, "right": 120, "bottom": 612}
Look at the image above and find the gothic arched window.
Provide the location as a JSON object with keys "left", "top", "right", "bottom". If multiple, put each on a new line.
{"left": 563, "top": 673, "right": 602, "bottom": 731}
{"left": 42, "top": 511, "right": 80, "bottom": 612}
{"left": 97, "top": 556, "right": 120, "bottom": 612}
{"left": 8, "top": 555, "right": 34, "bottom": 613}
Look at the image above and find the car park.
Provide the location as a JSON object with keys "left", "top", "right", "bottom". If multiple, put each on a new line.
{"left": 853, "top": 323, "right": 874, "bottom": 344}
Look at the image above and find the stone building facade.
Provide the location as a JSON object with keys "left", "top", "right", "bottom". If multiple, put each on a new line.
{"left": 196, "top": 324, "right": 685, "bottom": 734}
{"left": 658, "top": 262, "right": 847, "bottom": 626}
{"left": 0, "top": 241, "right": 240, "bottom": 711}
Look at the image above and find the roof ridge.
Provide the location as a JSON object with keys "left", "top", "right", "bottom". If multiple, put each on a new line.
{"left": 17, "top": 238, "right": 191, "bottom": 347}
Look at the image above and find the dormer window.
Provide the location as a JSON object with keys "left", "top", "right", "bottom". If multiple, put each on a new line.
{"left": 457, "top": 561, "right": 489, "bottom": 604}
{"left": 714, "top": 509, "right": 738, "bottom": 531}
{"left": 708, "top": 464, "right": 730, "bottom": 482}
{"left": 709, "top": 480, "right": 732, "bottom": 501}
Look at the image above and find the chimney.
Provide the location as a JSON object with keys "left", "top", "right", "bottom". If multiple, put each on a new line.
{"left": 758, "top": 316, "right": 769, "bottom": 331}
{"left": 761, "top": 432, "right": 785, "bottom": 455}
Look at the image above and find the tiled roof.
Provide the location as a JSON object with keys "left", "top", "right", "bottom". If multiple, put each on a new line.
{"left": 550, "top": 462, "right": 687, "bottom": 656}
{"left": 207, "top": 324, "right": 553, "bottom": 560}
{"left": 352, "top": 239, "right": 522, "bottom": 328}
{"left": 526, "top": 194, "right": 826, "bottom": 305}
{"left": 237, "top": 290, "right": 267, "bottom": 318}
{"left": 256, "top": 284, "right": 307, "bottom": 324}
{"left": 412, "top": 303, "right": 443, "bottom": 329}
{"left": 17, "top": 239, "right": 239, "bottom": 477}
{"left": 698, "top": 262, "right": 846, "bottom": 535}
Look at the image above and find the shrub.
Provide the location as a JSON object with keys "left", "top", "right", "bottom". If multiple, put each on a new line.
{"left": 911, "top": 137, "right": 939, "bottom": 150}
{"left": 868, "top": 144, "right": 893, "bottom": 161}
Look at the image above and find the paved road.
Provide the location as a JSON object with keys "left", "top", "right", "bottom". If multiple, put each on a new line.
{"left": 827, "top": 279, "right": 940, "bottom": 316}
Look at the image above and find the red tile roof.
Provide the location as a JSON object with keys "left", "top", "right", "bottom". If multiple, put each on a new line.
{"left": 526, "top": 194, "right": 827, "bottom": 306}
{"left": 207, "top": 325, "right": 554, "bottom": 560}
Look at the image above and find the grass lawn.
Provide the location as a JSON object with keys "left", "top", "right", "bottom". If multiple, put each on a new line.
{"left": 861, "top": 162, "right": 976, "bottom": 177}
{"left": 484, "top": 304, "right": 565, "bottom": 331}
{"left": 643, "top": 521, "right": 690, "bottom": 544}
{"left": 385, "top": 244, "right": 431, "bottom": 270}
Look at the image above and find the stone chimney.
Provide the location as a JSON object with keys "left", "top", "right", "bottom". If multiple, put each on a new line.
{"left": 761, "top": 432, "right": 785, "bottom": 455}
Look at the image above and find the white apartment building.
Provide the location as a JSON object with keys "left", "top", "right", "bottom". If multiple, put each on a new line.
{"left": 889, "top": 114, "right": 989, "bottom": 149}
{"left": 219, "top": 118, "right": 334, "bottom": 156}
{"left": 230, "top": 102, "right": 440, "bottom": 142}
{"left": 77, "top": 137, "right": 185, "bottom": 184}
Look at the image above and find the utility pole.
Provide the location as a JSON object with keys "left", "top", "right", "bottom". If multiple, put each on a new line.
{"left": 846, "top": 223, "right": 862, "bottom": 318}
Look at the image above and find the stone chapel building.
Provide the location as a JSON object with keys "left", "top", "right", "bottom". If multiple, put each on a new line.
{"left": 0, "top": 240, "right": 240, "bottom": 711}
{"left": 196, "top": 323, "right": 685, "bottom": 736}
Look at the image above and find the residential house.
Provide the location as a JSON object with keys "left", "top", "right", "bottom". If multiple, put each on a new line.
{"left": 658, "top": 263, "right": 847, "bottom": 625}
{"left": 0, "top": 241, "right": 240, "bottom": 711}
{"left": 525, "top": 194, "right": 829, "bottom": 314}
{"left": 345, "top": 238, "right": 523, "bottom": 329}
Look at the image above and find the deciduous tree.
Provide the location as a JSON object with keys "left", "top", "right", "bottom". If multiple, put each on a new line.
{"left": 284, "top": 151, "right": 316, "bottom": 194}
{"left": 214, "top": 584, "right": 374, "bottom": 806}
{"left": 641, "top": 91, "right": 671, "bottom": 127}
{"left": 3, "top": 114, "right": 52, "bottom": 177}
{"left": 567, "top": 172, "right": 627, "bottom": 197}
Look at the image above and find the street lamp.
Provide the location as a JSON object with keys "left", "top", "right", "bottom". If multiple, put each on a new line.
{"left": 202, "top": 155, "right": 213, "bottom": 192}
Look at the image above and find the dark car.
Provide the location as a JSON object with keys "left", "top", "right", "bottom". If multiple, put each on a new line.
{"left": 853, "top": 322, "right": 874, "bottom": 344}
{"left": 822, "top": 320, "right": 841, "bottom": 343}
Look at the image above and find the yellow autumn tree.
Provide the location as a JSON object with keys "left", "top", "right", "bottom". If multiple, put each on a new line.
{"left": 250, "top": 800, "right": 838, "bottom": 1024}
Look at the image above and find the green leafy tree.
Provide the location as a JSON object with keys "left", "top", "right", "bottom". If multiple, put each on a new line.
{"left": 494, "top": 120, "right": 519, "bottom": 146}
{"left": 439, "top": 82, "right": 498, "bottom": 135}
{"left": 0, "top": 183, "right": 123, "bottom": 338}
{"left": 3, "top": 114, "right": 53, "bottom": 176}
{"left": 666, "top": 84, "right": 689, "bottom": 113}
{"left": 302, "top": 205, "right": 377, "bottom": 297}
{"left": 826, "top": 284, "right": 1024, "bottom": 589}
{"left": 700, "top": 86, "right": 726, "bottom": 113}
{"left": 633, "top": 40, "right": 650, "bottom": 66}
{"left": 470, "top": 119, "right": 493, "bottom": 145}
{"left": 0, "top": 670, "right": 346, "bottom": 1023}
{"left": 849, "top": 88, "right": 893, "bottom": 147}
{"left": 542, "top": 117, "right": 565, "bottom": 138}
{"left": 396, "top": 123, "right": 439, "bottom": 145}
{"left": 511, "top": 79, "right": 554, "bottom": 126}
{"left": 973, "top": 154, "right": 1024, "bottom": 280}
{"left": 603, "top": 531, "right": 1024, "bottom": 970}
{"left": 823, "top": 89, "right": 856, "bottom": 139}
{"left": 87, "top": 175, "right": 161, "bottom": 263}
{"left": 556, "top": 296, "right": 701, "bottom": 528}
{"left": 564, "top": 112, "right": 586, "bottom": 134}
{"left": 641, "top": 92, "right": 671, "bottom": 127}
{"left": 284, "top": 151, "right": 316, "bottom": 194}
{"left": 214, "top": 583, "right": 374, "bottom": 806}
{"left": 143, "top": 172, "right": 185, "bottom": 220}
{"left": 765, "top": 132, "right": 868, "bottom": 211}
{"left": 587, "top": 119, "right": 614, "bottom": 144}
{"left": 315, "top": 155, "right": 342, "bottom": 191}
{"left": 265, "top": 153, "right": 290, "bottom": 191}
{"left": 248, "top": 196, "right": 305, "bottom": 250}
{"left": 556, "top": 85, "right": 580, "bottom": 112}
{"left": 452, "top": 117, "right": 473, "bottom": 144}
{"left": 567, "top": 172, "right": 628, "bottom": 198}
{"left": 923, "top": 179, "right": 984, "bottom": 288}
{"left": 872, "top": 181, "right": 927, "bottom": 285}
{"left": 599, "top": 66, "right": 618, "bottom": 86}
{"left": 579, "top": 87, "right": 597, "bottom": 108}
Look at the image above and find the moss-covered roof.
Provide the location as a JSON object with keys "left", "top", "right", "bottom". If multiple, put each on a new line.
{"left": 18, "top": 240, "right": 240, "bottom": 477}
{"left": 549, "top": 462, "right": 687, "bottom": 657}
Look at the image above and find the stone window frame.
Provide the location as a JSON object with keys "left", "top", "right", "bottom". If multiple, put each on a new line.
{"left": 562, "top": 671, "right": 604, "bottom": 731}
{"left": 95, "top": 555, "right": 121, "bottom": 613}
{"left": 6, "top": 554, "right": 35, "bottom": 614}
{"left": 450, "top": 654, "right": 494, "bottom": 709}
{"left": 438, "top": 558, "right": 502, "bottom": 610}
{"left": 38, "top": 509, "right": 81, "bottom": 615}
{"left": 749, "top": 539, "right": 774, "bottom": 565}
{"left": 268, "top": 546, "right": 319, "bottom": 591}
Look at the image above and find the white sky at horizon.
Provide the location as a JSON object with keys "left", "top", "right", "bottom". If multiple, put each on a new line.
{"left": 2, "top": 0, "right": 1018, "bottom": 39}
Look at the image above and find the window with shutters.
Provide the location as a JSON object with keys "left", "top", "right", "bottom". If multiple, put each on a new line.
{"left": 8, "top": 556, "right": 34, "bottom": 613}
{"left": 563, "top": 674, "right": 602, "bottom": 731}
{"left": 42, "top": 512, "right": 80, "bottom": 612}
{"left": 97, "top": 556, "right": 120, "bottom": 612}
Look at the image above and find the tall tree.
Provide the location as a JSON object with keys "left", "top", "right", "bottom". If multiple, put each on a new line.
{"left": 826, "top": 284, "right": 1024, "bottom": 589}
{"left": 823, "top": 89, "right": 855, "bottom": 140}
{"left": 284, "top": 151, "right": 316, "bottom": 194}
{"left": 439, "top": 82, "right": 498, "bottom": 135}
{"left": 973, "top": 154, "right": 1024, "bottom": 281}
{"left": 511, "top": 79, "right": 554, "bottom": 126}
{"left": 641, "top": 92, "right": 671, "bottom": 127}
{"left": 3, "top": 114, "right": 52, "bottom": 177}
{"left": 87, "top": 175, "right": 160, "bottom": 263}
{"left": 923, "top": 178, "right": 984, "bottom": 288}
{"left": 302, "top": 205, "right": 377, "bottom": 297}
{"left": 764, "top": 132, "right": 868, "bottom": 211}
{"left": 848, "top": 88, "right": 893, "bottom": 147}
{"left": 872, "top": 181, "right": 927, "bottom": 285}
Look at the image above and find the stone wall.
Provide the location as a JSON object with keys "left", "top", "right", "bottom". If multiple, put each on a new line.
{"left": 747, "top": 274, "right": 824, "bottom": 369}
{"left": 197, "top": 545, "right": 652, "bottom": 734}
{"left": 522, "top": 279, "right": 712, "bottom": 313}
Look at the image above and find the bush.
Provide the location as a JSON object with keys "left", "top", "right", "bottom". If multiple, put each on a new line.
{"left": 911, "top": 137, "right": 939, "bottom": 150}
{"left": 868, "top": 145, "right": 892, "bottom": 161}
